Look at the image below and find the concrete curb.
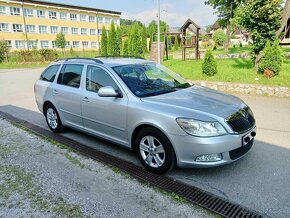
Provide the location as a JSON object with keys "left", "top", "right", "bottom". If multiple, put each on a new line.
{"left": 189, "top": 80, "right": 290, "bottom": 98}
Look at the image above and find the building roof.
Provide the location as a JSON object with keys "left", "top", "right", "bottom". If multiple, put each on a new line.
{"left": 11, "top": 0, "right": 121, "bottom": 15}
{"left": 211, "top": 20, "right": 221, "bottom": 30}
{"left": 181, "top": 19, "right": 201, "bottom": 31}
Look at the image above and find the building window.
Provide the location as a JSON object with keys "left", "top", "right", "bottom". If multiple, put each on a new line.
{"left": 15, "top": 40, "right": 25, "bottom": 49}
{"left": 0, "top": 6, "right": 6, "bottom": 14}
{"left": 5, "top": 40, "right": 12, "bottom": 48}
{"left": 39, "top": 25, "right": 48, "bottom": 34}
{"left": 89, "top": 16, "right": 95, "bottom": 22}
{"left": 26, "top": 25, "right": 36, "bottom": 33}
{"left": 105, "top": 17, "right": 111, "bottom": 24}
{"left": 82, "top": 41, "right": 89, "bottom": 48}
{"left": 71, "top": 27, "right": 78, "bottom": 35}
{"left": 72, "top": 41, "right": 79, "bottom": 48}
{"left": 13, "top": 24, "right": 23, "bottom": 32}
{"left": 90, "top": 29, "right": 96, "bottom": 35}
{"left": 24, "top": 8, "right": 33, "bottom": 17}
{"left": 60, "top": 12, "right": 67, "bottom": 20}
{"left": 65, "top": 41, "right": 70, "bottom": 48}
{"left": 61, "top": 27, "right": 69, "bottom": 34}
{"left": 10, "top": 7, "right": 21, "bottom": 16}
{"left": 114, "top": 18, "right": 120, "bottom": 26}
{"left": 97, "top": 16, "right": 104, "bottom": 24}
{"left": 37, "top": 10, "right": 45, "bottom": 18}
{"left": 0, "top": 23, "right": 9, "bottom": 32}
{"left": 98, "top": 29, "right": 102, "bottom": 35}
{"left": 81, "top": 28, "right": 87, "bottom": 35}
{"left": 52, "top": 41, "right": 57, "bottom": 48}
{"left": 49, "top": 11, "right": 57, "bottom": 19}
{"left": 70, "top": 13, "right": 77, "bottom": 21}
{"left": 40, "top": 41, "right": 49, "bottom": 48}
{"left": 28, "top": 40, "right": 37, "bottom": 49}
{"left": 91, "top": 42, "right": 97, "bottom": 48}
{"left": 80, "top": 15, "right": 87, "bottom": 22}
{"left": 50, "top": 26, "right": 59, "bottom": 34}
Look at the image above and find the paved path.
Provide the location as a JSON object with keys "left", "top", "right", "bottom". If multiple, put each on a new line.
{"left": 1, "top": 68, "right": 290, "bottom": 217}
{"left": 0, "top": 118, "right": 210, "bottom": 218}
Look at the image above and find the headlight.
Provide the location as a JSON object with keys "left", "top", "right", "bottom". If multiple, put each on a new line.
{"left": 176, "top": 118, "right": 227, "bottom": 137}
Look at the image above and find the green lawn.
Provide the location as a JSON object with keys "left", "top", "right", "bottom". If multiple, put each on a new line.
{"left": 0, "top": 62, "right": 48, "bottom": 69}
{"left": 212, "top": 46, "right": 252, "bottom": 55}
{"left": 163, "top": 58, "right": 290, "bottom": 87}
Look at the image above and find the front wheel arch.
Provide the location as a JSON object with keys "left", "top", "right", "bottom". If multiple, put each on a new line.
{"left": 133, "top": 126, "right": 177, "bottom": 174}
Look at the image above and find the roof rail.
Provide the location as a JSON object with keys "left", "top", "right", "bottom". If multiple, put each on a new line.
{"left": 55, "top": 58, "right": 103, "bottom": 64}
{"left": 95, "top": 55, "right": 145, "bottom": 60}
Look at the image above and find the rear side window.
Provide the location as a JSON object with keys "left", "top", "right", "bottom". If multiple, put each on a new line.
{"left": 40, "top": 64, "right": 60, "bottom": 82}
{"left": 57, "top": 64, "right": 84, "bottom": 88}
{"left": 86, "top": 65, "right": 118, "bottom": 93}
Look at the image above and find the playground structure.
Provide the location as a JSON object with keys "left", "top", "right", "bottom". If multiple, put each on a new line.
{"left": 180, "top": 19, "right": 201, "bottom": 60}
{"left": 150, "top": 18, "right": 202, "bottom": 61}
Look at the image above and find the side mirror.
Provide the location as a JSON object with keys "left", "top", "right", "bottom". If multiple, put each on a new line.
{"left": 98, "top": 86, "right": 119, "bottom": 97}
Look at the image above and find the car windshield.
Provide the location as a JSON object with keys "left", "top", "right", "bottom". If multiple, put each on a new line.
{"left": 113, "top": 63, "right": 191, "bottom": 97}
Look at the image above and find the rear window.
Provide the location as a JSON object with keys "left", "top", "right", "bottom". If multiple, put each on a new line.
{"left": 57, "top": 64, "right": 84, "bottom": 88}
{"left": 40, "top": 64, "right": 60, "bottom": 82}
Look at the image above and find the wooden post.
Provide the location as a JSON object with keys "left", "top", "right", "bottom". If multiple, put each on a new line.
{"left": 196, "top": 28, "right": 200, "bottom": 60}
{"left": 182, "top": 30, "right": 185, "bottom": 60}
{"left": 165, "top": 34, "right": 168, "bottom": 60}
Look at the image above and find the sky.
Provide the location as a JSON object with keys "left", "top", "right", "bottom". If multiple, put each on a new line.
{"left": 44, "top": 0, "right": 217, "bottom": 28}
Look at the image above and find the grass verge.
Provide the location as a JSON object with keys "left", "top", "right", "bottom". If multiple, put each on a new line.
{"left": 163, "top": 58, "right": 290, "bottom": 87}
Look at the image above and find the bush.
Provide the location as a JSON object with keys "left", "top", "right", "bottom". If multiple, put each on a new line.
{"left": 213, "top": 29, "right": 226, "bottom": 46}
{"left": 39, "top": 49, "right": 58, "bottom": 61}
{"left": 258, "top": 40, "right": 284, "bottom": 76}
{"left": 0, "top": 40, "right": 9, "bottom": 62}
{"left": 122, "top": 39, "right": 129, "bottom": 56}
{"left": 202, "top": 48, "right": 218, "bottom": 76}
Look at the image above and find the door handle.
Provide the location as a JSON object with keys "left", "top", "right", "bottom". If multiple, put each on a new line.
{"left": 53, "top": 89, "right": 58, "bottom": 94}
{"left": 83, "top": 97, "right": 90, "bottom": 102}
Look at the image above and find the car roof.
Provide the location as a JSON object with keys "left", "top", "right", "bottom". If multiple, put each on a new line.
{"left": 98, "top": 58, "right": 154, "bottom": 68}
{"left": 52, "top": 57, "right": 154, "bottom": 68}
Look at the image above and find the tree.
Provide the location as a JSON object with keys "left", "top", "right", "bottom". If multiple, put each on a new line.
{"left": 205, "top": 0, "right": 242, "bottom": 52}
{"left": 213, "top": 29, "right": 226, "bottom": 46}
{"left": 174, "top": 36, "right": 179, "bottom": 50}
{"left": 101, "top": 26, "right": 108, "bottom": 56}
{"left": 276, "top": 0, "right": 290, "bottom": 38}
{"left": 108, "top": 21, "right": 118, "bottom": 56}
{"left": 122, "top": 39, "right": 129, "bottom": 56}
{"left": 236, "top": 0, "right": 282, "bottom": 70}
{"left": 202, "top": 48, "right": 218, "bottom": 76}
{"left": 0, "top": 40, "right": 9, "bottom": 62}
{"left": 116, "top": 26, "right": 122, "bottom": 55}
{"left": 259, "top": 40, "right": 284, "bottom": 76}
{"left": 55, "top": 33, "right": 66, "bottom": 57}
{"left": 128, "top": 22, "right": 143, "bottom": 57}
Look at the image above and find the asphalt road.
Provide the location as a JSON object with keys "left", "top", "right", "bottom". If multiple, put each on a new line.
{"left": 0, "top": 68, "right": 290, "bottom": 217}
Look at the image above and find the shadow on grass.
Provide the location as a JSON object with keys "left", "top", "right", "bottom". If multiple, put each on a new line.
{"left": 231, "top": 58, "right": 253, "bottom": 69}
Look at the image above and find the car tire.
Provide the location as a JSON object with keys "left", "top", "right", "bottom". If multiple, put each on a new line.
{"left": 44, "top": 103, "right": 64, "bottom": 133}
{"left": 135, "top": 127, "right": 175, "bottom": 174}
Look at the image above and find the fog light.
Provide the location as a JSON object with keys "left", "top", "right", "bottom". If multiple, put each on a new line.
{"left": 195, "top": 154, "right": 222, "bottom": 162}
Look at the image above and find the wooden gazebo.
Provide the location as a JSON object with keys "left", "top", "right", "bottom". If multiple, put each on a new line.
{"left": 181, "top": 19, "right": 201, "bottom": 60}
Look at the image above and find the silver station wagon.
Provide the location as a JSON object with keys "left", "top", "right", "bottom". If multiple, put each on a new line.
{"left": 35, "top": 58, "right": 256, "bottom": 174}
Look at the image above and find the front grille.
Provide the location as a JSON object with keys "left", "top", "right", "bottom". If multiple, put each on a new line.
{"left": 229, "top": 139, "right": 254, "bottom": 160}
{"left": 226, "top": 109, "right": 255, "bottom": 133}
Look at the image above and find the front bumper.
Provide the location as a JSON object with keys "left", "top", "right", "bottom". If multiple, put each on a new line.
{"left": 169, "top": 126, "right": 256, "bottom": 168}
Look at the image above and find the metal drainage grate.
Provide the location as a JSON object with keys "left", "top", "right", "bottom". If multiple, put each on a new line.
{"left": 0, "top": 111, "right": 264, "bottom": 218}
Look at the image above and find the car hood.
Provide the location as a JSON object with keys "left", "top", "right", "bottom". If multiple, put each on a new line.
{"left": 141, "top": 85, "right": 246, "bottom": 119}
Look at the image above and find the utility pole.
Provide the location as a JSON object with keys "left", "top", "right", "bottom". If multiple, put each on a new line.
{"left": 157, "top": 0, "right": 161, "bottom": 64}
